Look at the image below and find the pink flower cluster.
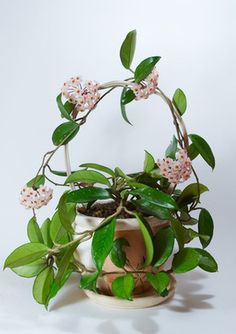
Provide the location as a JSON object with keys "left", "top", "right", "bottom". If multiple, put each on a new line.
{"left": 157, "top": 149, "right": 192, "bottom": 184}
{"left": 131, "top": 68, "right": 159, "bottom": 100}
{"left": 20, "top": 185, "right": 53, "bottom": 209}
{"left": 61, "top": 76, "right": 100, "bottom": 112}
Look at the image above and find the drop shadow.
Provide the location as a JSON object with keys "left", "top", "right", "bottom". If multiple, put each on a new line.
{"left": 50, "top": 274, "right": 87, "bottom": 311}
{"left": 167, "top": 271, "right": 215, "bottom": 313}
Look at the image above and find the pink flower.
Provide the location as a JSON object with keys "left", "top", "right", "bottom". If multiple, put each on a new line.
{"left": 157, "top": 149, "right": 192, "bottom": 184}
{"left": 20, "top": 185, "right": 53, "bottom": 209}
{"left": 131, "top": 68, "right": 159, "bottom": 100}
{"left": 61, "top": 76, "right": 100, "bottom": 112}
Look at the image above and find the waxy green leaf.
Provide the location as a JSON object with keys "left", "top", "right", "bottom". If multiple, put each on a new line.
{"left": 120, "top": 30, "right": 136, "bottom": 69}
{"left": 80, "top": 272, "right": 99, "bottom": 291}
{"left": 52, "top": 121, "right": 79, "bottom": 146}
{"left": 27, "top": 175, "right": 45, "bottom": 188}
{"left": 50, "top": 206, "right": 74, "bottom": 244}
{"left": 27, "top": 217, "right": 43, "bottom": 243}
{"left": 65, "top": 170, "right": 110, "bottom": 186}
{"left": 171, "top": 219, "right": 185, "bottom": 251}
{"left": 173, "top": 88, "right": 187, "bottom": 115}
{"left": 165, "top": 135, "right": 178, "bottom": 159}
{"left": 58, "top": 192, "right": 76, "bottom": 234}
{"left": 110, "top": 238, "right": 129, "bottom": 268}
{"left": 112, "top": 273, "right": 134, "bottom": 300}
{"left": 195, "top": 248, "right": 218, "bottom": 272}
{"left": 67, "top": 187, "right": 112, "bottom": 203}
{"left": 143, "top": 150, "right": 155, "bottom": 173}
{"left": 189, "top": 134, "right": 215, "bottom": 169}
{"left": 146, "top": 272, "right": 170, "bottom": 296}
{"left": 187, "top": 143, "right": 199, "bottom": 160}
{"left": 172, "top": 247, "right": 201, "bottom": 273}
{"left": 120, "top": 87, "right": 133, "bottom": 125}
{"left": 54, "top": 240, "right": 80, "bottom": 286}
{"left": 33, "top": 267, "right": 54, "bottom": 305}
{"left": 4, "top": 243, "right": 49, "bottom": 269}
{"left": 92, "top": 218, "right": 116, "bottom": 272}
{"left": 134, "top": 213, "right": 154, "bottom": 267}
{"left": 56, "top": 93, "right": 73, "bottom": 121}
{"left": 46, "top": 265, "right": 74, "bottom": 305}
{"left": 133, "top": 199, "right": 171, "bottom": 220}
{"left": 198, "top": 209, "right": 214, "bottom": 248}
{"left": 41, "top": 218, "right": 53, "bottom": 248}
{"left": 178, "top": 183, "right": 209, "bottom": 206}
{"left": 134, "top": 56, "right": 161, "bottom": 83}
{"left": 153, "top": 226, "right": 175, "bottom": 267}
{"left": 121, "top": 88, "right": 136, "bottom": 105}
{"left": 80, "top": 163, "right": 115, "bottom": 177}
{"left": 12, "top": 259, "right": 47, "bottom": 278}
{"left": 130, "top": 187, "right": 178, "bottom": 210}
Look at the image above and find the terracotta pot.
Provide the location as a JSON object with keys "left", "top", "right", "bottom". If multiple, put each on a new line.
{"left": 73, "top": 212, "right": 169, "bottom": 296}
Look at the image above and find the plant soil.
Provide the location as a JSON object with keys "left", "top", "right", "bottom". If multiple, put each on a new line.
{"left": 78, "top": 201, "right": 135, "bottom": 219}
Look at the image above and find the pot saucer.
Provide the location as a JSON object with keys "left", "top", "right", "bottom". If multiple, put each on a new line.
{"left": 83, "top": 275, "right": 176, "bottom": 309}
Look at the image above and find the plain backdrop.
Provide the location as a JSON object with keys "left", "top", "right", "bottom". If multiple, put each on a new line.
{"left": 0, "top": 0, "right": 235, "bottom": 333}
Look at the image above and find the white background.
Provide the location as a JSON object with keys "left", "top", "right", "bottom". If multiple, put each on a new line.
{"left": 0, "top": 0, "right": 236, "bottom": 333}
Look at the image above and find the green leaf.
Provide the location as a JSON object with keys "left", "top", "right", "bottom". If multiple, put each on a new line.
{"left": 187, "top": 143, "right": 199, "bottom": 160}
{"left": 46, "top": 266, "right": 74, "bottom": 305}
{"left": 189, "top": 134, "right": 215, "bottom": 169}
{"left": 58, "top": 192, "right": 75, "bottom": 234}
{"left": 143, "top": 150, "right": 155, "bottom": 173}
{"left": 47, "top": 169, "right": 68, "bottom": 177}
{"left": 4, "top": 243, "right": 49, "bottom": 269}
{"left": 173, "top": 88, "right": 187, "bottom": 115}
{"left": 50, "top": 207, "right": 73, "bottom": 244}
{"left": 153, "top": 226, "right": 174, "bottom": 267}
{"left": 165, "top": 135, "right": 178, "bottom": 159}
{"left": 27, "top": 217, "right": 43, "bottom": 243}
{"left": 120, "top": 87, "right": 133, "bottom": 125}
{"left": 171, "top": 219, "right": 185, "bottom": 250}
{"left": 146, "top": 272, "right": 170, "bottom": 296}
{"left": 179, "top": 211, "right": 198, "bottom": 225}
{"left": 114, "top": 167, "right": 131, "bottom": 180}
{"left": 178, "top": 183, "right": 209, "bottom": 206}
{"left": 121, "top": 88, "right": 136, "bottom": 105}
{"left": 65, "top": 170, "right": 110, "bottom": 186}
{"left": 172, "top": 247, "right": 201, "bottom": 273}
{"left": 80, "top": 272, "right": 99, "bottom": 291}
{"left": 41, "top": 218, "right": 53, "bottom": 248}
{"left": 198, "top": 209, "right": 214, "bottom": 248}
{"left": 110, "top": 238, "right": 129, "bottom": 268}
{"left": 52, "top": 121, "right": 79, "bottom": 146}
{"left": 92, "top": 218, "right": 116, "bottom": 272}
{"left": 56, "top": 93, "right": 73, "bottom": 121}
{"left": 12, "top": 259, "right": 47, "bottom": 278}
{"left": 183, "top": 227, "right": 209, "bottom": 244}
{"left": 27, "top": 175, "right": 45, "bottom": 188}
{"left": 195, "top": 248, "right": 218, "bottom": 272}
{"left": 54, "top": 240, "right": 80, "bottom": 285}
{"left": 133, "top": 213, "right": 154, "bottom": 267}
{"left": 120, "top": 29, "right": 136, "bottom": 69}
{"left": 134, "top": 56, "right": 161, "bottom": 83}
{"left": 130, "top": 187, "right": 178, "bottom": 210}
{"left": 33, "top": 267, "right": 54, "bottom": 305}
{"left": 80, "top": 163, "right": 115, "bottom": 177}
{"left": 133, "top": 199, "right": 171, "bottom": 220}
{"left": 67, "top": 187, "right": 112, "bottom": 203}
{"left": 112, "top": 273, "right": 134, "bottom": 300}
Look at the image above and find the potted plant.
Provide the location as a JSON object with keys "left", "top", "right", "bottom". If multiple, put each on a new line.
{"left": 4, "top": 30, "right": 218, "bottom": 309}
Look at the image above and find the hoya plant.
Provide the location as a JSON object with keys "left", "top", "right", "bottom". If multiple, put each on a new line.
{"left": 4, "top": 30, "right": 217, "bottom": 308}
